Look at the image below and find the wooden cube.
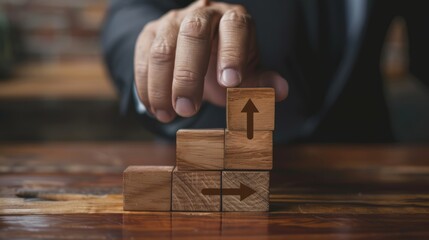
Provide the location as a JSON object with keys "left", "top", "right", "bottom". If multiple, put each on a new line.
{"left": 227, "top": 88, "right": 275, "bottom": 131}
{"left": 176, "top": 129, "right": 224, "bottom": 170}
{"left": 172, "top": 169, "right": 221, "bottom": 211}
{"left": 224, "top": 130, "right": 272, "bottom": 170}
{"left": 123, "top": 166, "right": 173, "bottom": 211}
{"left": 222, "top": 171, "right": 270, "bottom": 212}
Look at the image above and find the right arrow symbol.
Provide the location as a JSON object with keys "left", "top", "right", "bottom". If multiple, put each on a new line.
{"left": 201, "top": 183, "right": 256, "bottom": 201}
{"left": 241, "top": 99, "right": 259, "bottom": 140}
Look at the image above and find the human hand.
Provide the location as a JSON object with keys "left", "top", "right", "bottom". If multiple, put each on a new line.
{"left": 134, "top": 0, "right": 288, "bottom": 123}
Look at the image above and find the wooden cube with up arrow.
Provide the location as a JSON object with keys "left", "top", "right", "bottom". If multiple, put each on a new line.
{"left": 226, "top": 88, "right": 275, "bottom": 132}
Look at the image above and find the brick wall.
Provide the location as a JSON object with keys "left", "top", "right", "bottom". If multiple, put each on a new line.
{"left": 0, "top": 0, "right": 107, "bottom": 61}
{"left": 0, "top": 1, "right": 409, "bottom": 78}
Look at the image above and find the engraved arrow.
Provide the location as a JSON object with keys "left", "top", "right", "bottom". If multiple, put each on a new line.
{"left": 241, "top": 99, "right": 259, "bottom": 140}
{"left": 201, "top": 183, "right": 256, "bottom": 201}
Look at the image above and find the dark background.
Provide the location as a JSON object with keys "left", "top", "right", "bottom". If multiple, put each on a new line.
{"left": 0, "top": 0, "right": 428, "bottom": 142}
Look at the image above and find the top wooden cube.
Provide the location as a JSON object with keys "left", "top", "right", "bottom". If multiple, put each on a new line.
{"left": 227, "top": 88, "right": 275, "bottom": 131}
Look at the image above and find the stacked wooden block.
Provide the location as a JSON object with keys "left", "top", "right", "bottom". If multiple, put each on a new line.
{"left": 123, "top": 88, "right": 274, "bottom": 212}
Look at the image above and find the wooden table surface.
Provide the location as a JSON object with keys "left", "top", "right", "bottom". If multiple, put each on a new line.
{"left": 1, "top": 142, "right": 428, "bottom": 239}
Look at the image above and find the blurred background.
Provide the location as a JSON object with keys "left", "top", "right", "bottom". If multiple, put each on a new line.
{"left": 0, "top": 0, "right": 154, "bottom": 142}
{"left": 0, "top": 0, "right": 428, "bottom": 142}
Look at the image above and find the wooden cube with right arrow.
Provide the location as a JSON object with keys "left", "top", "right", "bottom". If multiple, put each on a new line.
{"left": 222, "top": 171, "right": 270, "bottom": 212}
{"left": 172, "top": 168, "right": 221, "bottom": 211}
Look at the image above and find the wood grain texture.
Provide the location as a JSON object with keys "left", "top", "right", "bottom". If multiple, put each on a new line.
{"left": 225, "top": 130, "right": 272, "bottom": 170}
{"left": 222, "top": 171, "right": 270, "bottom": 212}
{"left": 123, "top": 166, "right": 173, "bottom": 211}
{"left": 2, "top": 143, "right": 429, "bottom": 239}
{"left": 3, "top": 214, "right": 429, "bottom": 240}
{"left": 172, "top": 169, "right": 221, "bottom": 211}
{"left": 227, "top": 88, "right": 275, "bottom": 131}
{"left": 176, "top": 129, "right": 224, "bottom": 170}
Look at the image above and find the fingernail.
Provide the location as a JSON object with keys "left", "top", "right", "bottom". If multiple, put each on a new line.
{"left": 221, "top": 69, "right": 241, "bottom": 87}
{"left": 155, "top": 109, "right": 173, "bottom": 123}
{"left": 175, "top": 98, "right": 196, "bottom": 117}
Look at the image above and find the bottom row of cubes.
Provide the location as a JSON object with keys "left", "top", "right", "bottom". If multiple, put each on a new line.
{"left": 123, "top": 166, "right": 269, "bottom": 212}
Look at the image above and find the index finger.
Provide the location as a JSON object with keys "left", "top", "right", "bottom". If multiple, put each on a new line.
{"left": 217, "top": 6, "right": 251, "bottom": 87}
{"left": 172, "top": 8, "right": 221, "bottom": 117}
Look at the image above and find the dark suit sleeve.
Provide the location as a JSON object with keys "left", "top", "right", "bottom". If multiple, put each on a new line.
{"left": 401, "top": 2, "right": 429, "bottom": 87}
{"left": 102, "top": 0, "right": 210, "bottom": 139}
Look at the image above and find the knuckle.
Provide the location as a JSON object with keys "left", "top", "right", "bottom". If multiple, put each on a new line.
{"left": 231, "top": 4, "right": 248, "bottom": 14}
{"left": 179, "top": 11, "right": 211, "bottom": 40}
{"left": 148, "top": 89, "right": 168, "bottom": 105}
{"left": 165, "top": 9, "right": 179, "bottom": 19}
{"left": 135, "top": 61, "right": 148, "bottom": 77}
{"left": 221, "top": 7, "right": 250, "bottom": 29}
{"left": 143, "top": 21, "right": 157, "bottom": 32}
{"left": 174, "top": 69, "right": 201, "bottom": 88}
{"left": 150, "top": 39, "right": 175, "bottom": 64}
{"left": 136, "top": 28, "right": 148, "bottom": 49}
{"left": 220, "top": 47, "right": 242, "bottom": 62}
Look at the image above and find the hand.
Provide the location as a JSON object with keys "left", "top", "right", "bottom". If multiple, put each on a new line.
{"left": 134, "top": 0, "right": 288, "bottom": 123}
